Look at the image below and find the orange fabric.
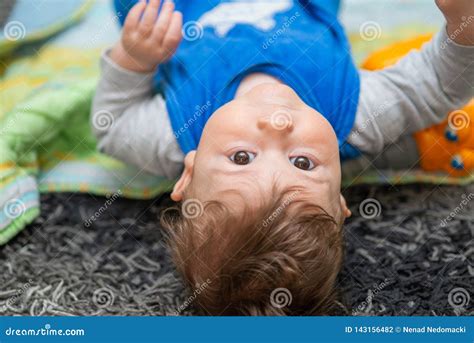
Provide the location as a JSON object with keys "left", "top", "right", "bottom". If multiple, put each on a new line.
{"left": 362, "top": 34, "right": 433, "bottom": 70}
{"left": 414, "top": 101, "right": 474, "bottom": 176}
{"left": 362, "top": 35, "right": 474, "bottom": 176}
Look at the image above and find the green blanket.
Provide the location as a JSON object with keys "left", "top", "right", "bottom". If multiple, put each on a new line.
{"left": 0, "top": 45, "right": 175, "bottom": 244}
{"left": 1, "top": 4, "right": 473, "bottom": 245}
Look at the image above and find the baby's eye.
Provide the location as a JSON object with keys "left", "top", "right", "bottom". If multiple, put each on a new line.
{"left": 230, "top": 151, "right": 256, "bottom": 165}
{"left": 290, "top": 156, "right": 315, "bottom": 170}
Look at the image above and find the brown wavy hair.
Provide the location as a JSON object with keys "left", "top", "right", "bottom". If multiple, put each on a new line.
{"left": 161, "top": 188, "right": 345, "bottom": 315}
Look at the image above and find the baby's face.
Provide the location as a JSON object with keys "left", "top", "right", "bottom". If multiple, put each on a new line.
{"left": 172, "top": 83, "right": 349, "bottom": 220}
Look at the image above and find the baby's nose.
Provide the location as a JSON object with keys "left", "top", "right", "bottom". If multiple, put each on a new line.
{"left": 257, "top": 110, "right": 294, "bottom": 133}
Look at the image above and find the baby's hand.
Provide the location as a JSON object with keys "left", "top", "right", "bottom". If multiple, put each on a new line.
{"left": 110, "top": 0, "right": 183, "bottom": 73}
{"left": 435, "top": 0, "right": 473, "bottom": 46}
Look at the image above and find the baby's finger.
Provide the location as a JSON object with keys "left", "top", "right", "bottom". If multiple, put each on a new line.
{"left": 123, "top": 0, "right": 147, "bottom": 32}
{"left": 152, "top": 0, "right": 175, "bottom": 43}
{"left": 161, "top": 11, "right": 183, "bottom": 58}
{"left": 140, "top": 0, "right": 161, "bottom": 36}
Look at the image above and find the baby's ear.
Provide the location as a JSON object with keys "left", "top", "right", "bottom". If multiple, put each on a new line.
{"left": 339, "top": 194, "right": 351, "bottom": 218}
{"left": 171, "top": 151, "right": 196, "bottom": 201}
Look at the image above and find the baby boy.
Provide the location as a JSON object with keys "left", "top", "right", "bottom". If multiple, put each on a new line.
{"left": 92, "top": 0, "right": 474, "bottom": 315}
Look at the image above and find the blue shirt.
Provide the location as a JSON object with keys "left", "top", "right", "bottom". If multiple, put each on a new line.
{"left": 114, "top": 0, "right": 360, "bottom": 159}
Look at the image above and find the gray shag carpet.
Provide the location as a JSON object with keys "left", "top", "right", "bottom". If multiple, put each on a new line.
{"left": 0, "top": 184, "right": 473, "bottom": 316}
{"left": 0, "top": 0, "right": 16, "bottom": 27}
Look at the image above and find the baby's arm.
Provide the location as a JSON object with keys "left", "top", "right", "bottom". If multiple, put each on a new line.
{"left": 348, "top": 0, "right": 474, "bottom": 155}
{"left": 91, "top": 0, "right": 184, "bottom": 179}
{"left": 92, "top": 52, "right": 184, "bottom": 178}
